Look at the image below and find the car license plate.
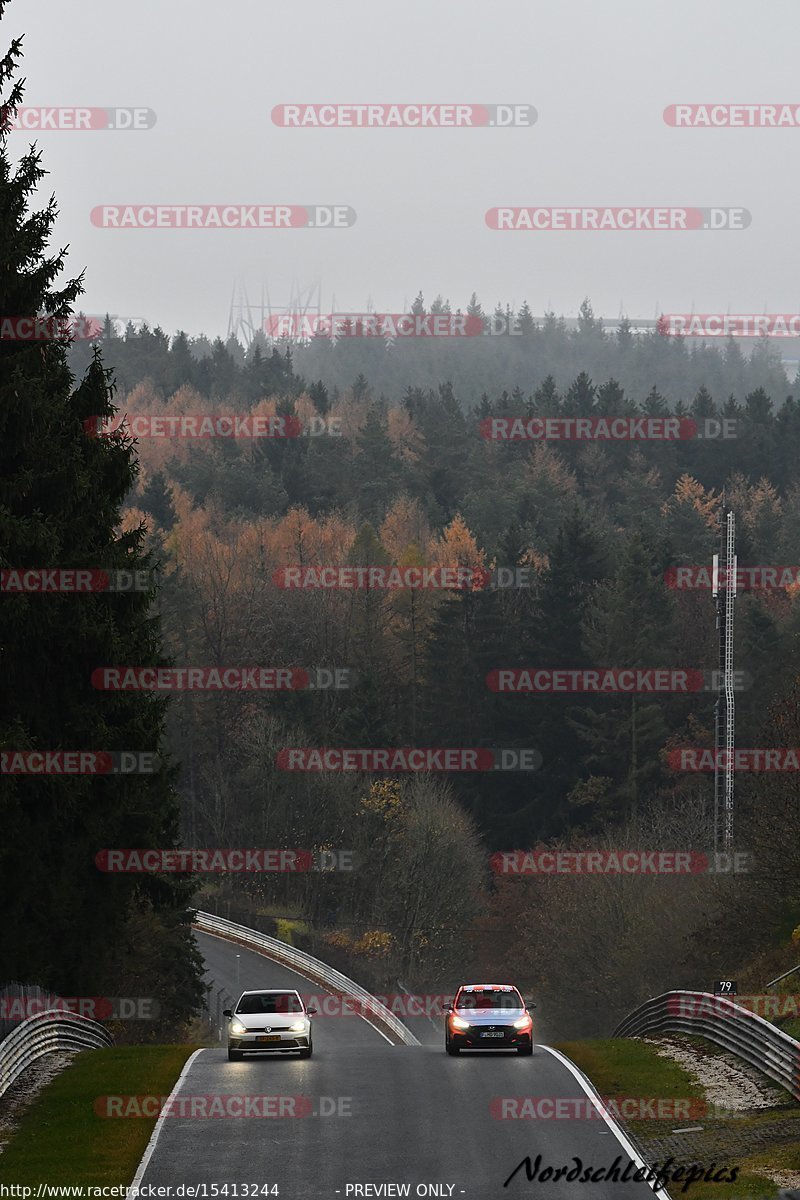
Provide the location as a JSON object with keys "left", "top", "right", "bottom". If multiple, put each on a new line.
{"left": 256, "top": 1035, "right": 282, "bottom": 1043}
{"left": 480, "top": 1031, "right": 504, "bottom": 1038}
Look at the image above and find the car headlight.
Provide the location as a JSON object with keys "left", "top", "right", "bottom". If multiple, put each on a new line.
{"left": 514, "top": 1015, "right": 532, "bottom": 1029}
{"left": 289, "top": 1020, "right": 307, "bottom": 1032}
{"left": 230, "top": 1019, "right": 247, "bottom": 1035}
{"left": 450, "top": 1015, "right": 470, "bottom": 1030}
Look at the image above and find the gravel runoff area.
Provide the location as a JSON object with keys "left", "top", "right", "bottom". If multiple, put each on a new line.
{"left": 0, "top": 1051, "right": 80, "bottom": 1155}
{"left": 637, "top": 1035, "right": 800, "bottom": 1194}
{"left": 646, "top": 1035, "right": 788, "bottom": 1113}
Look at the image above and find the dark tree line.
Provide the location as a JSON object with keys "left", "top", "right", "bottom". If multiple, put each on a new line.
{"left": 0, "top": 13, "right": 203, "bottom": 1036}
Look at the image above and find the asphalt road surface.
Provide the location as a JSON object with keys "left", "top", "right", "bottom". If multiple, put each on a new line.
{"left": 135, "top": 930, "right": 671, "bottom": 1199}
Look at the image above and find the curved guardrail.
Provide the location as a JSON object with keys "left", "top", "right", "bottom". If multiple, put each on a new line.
{"left": 0, "top": 1009, "right": 113, "bottom": 1099}
{"left": 613, "top": 990, "right": 800, "bottom": 1101}
{"left": 194, "top": 911, "right": 420, "bottom": 1047}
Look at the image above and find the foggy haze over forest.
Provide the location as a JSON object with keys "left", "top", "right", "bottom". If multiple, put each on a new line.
{"left": 9, "top": 0, "right": 800, "bottom": 338}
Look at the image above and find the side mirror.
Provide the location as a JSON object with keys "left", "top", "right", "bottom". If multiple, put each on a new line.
{"left": 222, "top": 1008, "right": 232, "bottom": 1018}
{"left": 306, "top": 1007, "right": 317, "bottom": 1016}
{"left": 444, "top": 1002, "right": 453, "bottom": 1013}
{"left": 526, "top": 1001, "right": 537, "bottom": 1010}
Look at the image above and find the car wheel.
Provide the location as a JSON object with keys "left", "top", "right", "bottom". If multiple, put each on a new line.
{"left": 445, "top": 1037, "right": 460, "bottom": 1056}
{"left": 228, "top": 1049, "right": 243, "bottom": 1061}
{"left": 298, "top": 1043, "right": 312, "bottom": 1059}
{"left": 517, "top": 1043, "right": 533, "bottom": 1056}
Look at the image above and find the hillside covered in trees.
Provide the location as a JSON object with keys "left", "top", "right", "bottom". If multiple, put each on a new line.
{"left": 72, "top": 317, "right": 800, "bottom": 1034}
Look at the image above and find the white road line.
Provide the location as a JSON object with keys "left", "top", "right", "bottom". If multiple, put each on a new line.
{"left": 352, "top": 1013, "right": 394, "bottom": 1045}
{"left": 199, "top": 928, "right": 395, "bottom": 1045}
{"left": 129, "top": 1048, "right": 205, "bottom": 1189}
{"left": 396, "top": 979, "right": 439, "bottom": 1033}
{"left": 540, "top": 1045, "right": 672, "bottom": 1199}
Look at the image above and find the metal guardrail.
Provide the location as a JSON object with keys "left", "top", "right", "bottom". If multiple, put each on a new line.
{"left": 613, "top": 990, "right": 800, "bottom": 1101}
{"left": 0, "top": 1009, "right": 113, "bottom": 1100}
{"left": 194, "top": 911, "right": 420, "bottom": 1046}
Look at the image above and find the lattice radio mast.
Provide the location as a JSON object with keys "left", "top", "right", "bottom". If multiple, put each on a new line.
{"left": 712, "top": 505, "right": 737, "bottom": 851}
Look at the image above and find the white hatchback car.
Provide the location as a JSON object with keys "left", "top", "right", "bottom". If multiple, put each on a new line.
{"left": 224, "top": 989, "right": 316, "bottom": 1060}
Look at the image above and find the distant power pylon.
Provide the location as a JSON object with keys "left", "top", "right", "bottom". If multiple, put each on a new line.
{"left": 226, "top": 279, "right": 322, "bottom": 349}
{"left": 712, "top": 505, "right": 737, "bottom": 851}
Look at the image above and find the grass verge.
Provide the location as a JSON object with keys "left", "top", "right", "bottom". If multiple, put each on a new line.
{"left": 0, "top": 1045, "right": 197, "bottom": 1186}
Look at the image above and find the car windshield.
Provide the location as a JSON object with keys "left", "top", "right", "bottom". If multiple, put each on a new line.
{"left": 456, "top": 989, "right": 523, "bottom": 1010}
{"left": 236, "top": 992, "right": 303, "bottom": 1014}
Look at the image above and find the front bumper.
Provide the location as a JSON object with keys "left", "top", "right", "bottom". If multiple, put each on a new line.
{"left": 229, "top": 1032, "right": 310, "bottom": 1052}
{"left": 448, "top": 1026, "right": 532, "bottom": 1049}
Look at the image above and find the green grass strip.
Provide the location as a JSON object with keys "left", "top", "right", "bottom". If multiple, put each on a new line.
{"left": 0, "top": 1045, "right": 197, "bottom": 1186}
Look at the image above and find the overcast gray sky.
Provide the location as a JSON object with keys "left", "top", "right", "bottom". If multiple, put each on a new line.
{"left": 8, "top": 0, "right": 800, "bottom": 338}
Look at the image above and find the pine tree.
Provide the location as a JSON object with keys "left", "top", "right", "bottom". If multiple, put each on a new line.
{"left": 533, "top": 375, "right": 561, "bottom": 416}
{"left": 309, "top": 379, "right": 330, "bottom": 415}
{"left": 139, "top": 470, "right": 177, "bottom": 528}
{"left": 642, "top": 385, "right": 668, "bottom": 416}
{"left": 417, "top": 384, "right": 470, "bottom": 520}
{"left": 517, "top": 301, "right": 535, "bottom": 336}
{"left": 576, "top": 297, "right": 601, "bottom": 337}
{"left": 595, "top": 379, "right": 626, "bottom": 416}
{"left": 355, "top": 406, "right": 402, "bottom": 521}
{"left": 0, "top": 16, "right": 202, "bottom": 1019}
{"left": 690, "top": 385, "right": 717, "bottom": 421}
{"left": 616, "top": 316, "right": 633, "bottom": 351}
{"left": 736, "top": 597, "right": 786, "bottom": 744}
{"left": 466, "top": 292, "right": 487, "bottom": 333}
{"left": 535, "top": 510, "right": 607, "bottom": 667}
{"left": 574, "top": 532, "right": 675, "bottom": 817}
{"left": 352, "top": 372, "right": 370, "bottom": 401}
{"left": 565, "top": 371, "right": 596, "bottom": 416}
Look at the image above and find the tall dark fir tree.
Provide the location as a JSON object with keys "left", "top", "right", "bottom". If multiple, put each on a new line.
{"left": 0, "top": 7, "right": 202, "bottom": 1031}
